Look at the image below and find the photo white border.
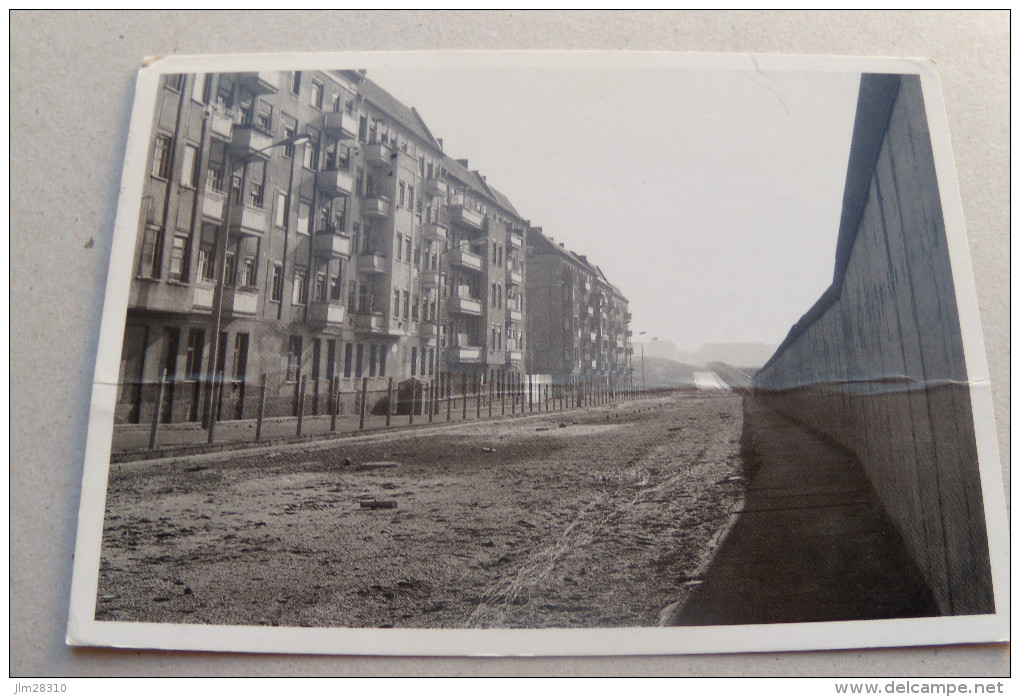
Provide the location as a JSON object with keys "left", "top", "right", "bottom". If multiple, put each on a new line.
{"left": 66, "top": 50, "right": 1010, "bottom": 657}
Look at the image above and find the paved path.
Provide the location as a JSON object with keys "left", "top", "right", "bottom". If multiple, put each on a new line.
{"left": 669, "top": 397, "right": 938, "bottom": 625}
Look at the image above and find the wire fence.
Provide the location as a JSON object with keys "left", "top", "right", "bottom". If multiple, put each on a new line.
{"left": 114, "top": 372, "right": 640, "bottom": 458}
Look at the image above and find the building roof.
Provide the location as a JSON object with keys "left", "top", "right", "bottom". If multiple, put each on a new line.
{"left": 359, "top": 77, "right": 442, "bottom": 151}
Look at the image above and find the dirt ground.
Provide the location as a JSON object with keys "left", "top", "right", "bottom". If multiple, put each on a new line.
{"left": 96, "top": 391, "right": 748, "bottom": 629}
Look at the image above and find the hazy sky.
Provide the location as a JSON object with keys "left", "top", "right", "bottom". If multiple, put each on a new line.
{"left": 370, "top": 65, "right": 861, "bottom": 353}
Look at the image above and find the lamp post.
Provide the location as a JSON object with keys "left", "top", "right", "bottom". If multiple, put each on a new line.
{"left": 638, "top": 331, "right": 658, "bottom": 393}
{"left": 205, "top": 130, "right": 312, "bottom": 443}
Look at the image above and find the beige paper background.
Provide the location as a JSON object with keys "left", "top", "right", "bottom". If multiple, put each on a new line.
{"left": 10, "top": 10, "right": 1008, "bottom": 676}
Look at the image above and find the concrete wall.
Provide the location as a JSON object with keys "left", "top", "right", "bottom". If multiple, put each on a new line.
{"left": 754, "top": 74, "right": 993, "bottom": 616}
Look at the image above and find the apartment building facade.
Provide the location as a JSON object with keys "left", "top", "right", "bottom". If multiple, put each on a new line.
{"left": 116, "top": 69, "right": 538, "bottom": 425}
{"left": 525, "top": 230, "right": 633, "bottom": 387}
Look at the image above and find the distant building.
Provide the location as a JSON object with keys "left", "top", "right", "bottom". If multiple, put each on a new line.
{"left": 525, "top": 230, "right": 633, "bottom": 387}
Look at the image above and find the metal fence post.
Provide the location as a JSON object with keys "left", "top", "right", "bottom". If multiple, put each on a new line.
{"left": 148, "top": 369, "right": 167, "bottom": 450}
{"left": 255, "top": 373, "right": 268, "bottom": 442}
{"left": 359, "top": 377, "right": 368, "bottom": 430}
{"left": 296, "top": 375, "right": 307, "bottom": 436}
{"left": 385, "top": 377, "right": 393, "bottom": 427}
{"left": 475, "top": 375, "right": 481, "bottom": 419}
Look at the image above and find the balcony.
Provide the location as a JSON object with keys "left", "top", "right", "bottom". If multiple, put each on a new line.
{"left": 424, "top": 222, "right": 448, "bottom": 242}
{"left": 358, "top": 252, "right": 387, "bottom": 274}
{"left": 625, "top": 329, "right": 633, "bottom": 337}
{"left": 238, "top": 71, "right": 279, "bottom": 95}
{"left": 508, "top": 308, "right": 523, "bottom": 323}
{"left": 223, "top": 287, "right": 259, "bottom": 316}
{"left": 229, "top": 203, "right": 268, "bottom": 236}
{"left": 229, "top": 124, "right": 273, "bottom": 155}
{"left": 355, "top": 313, "right": 386, "bottom": 334}
{"left": 192, "top": 284, "right": 214, "bottom": 311}
{"left": 209, "top": 110, "right": 234, "bottom": 140}
{"left": 201, "top": 188, "right": 226, "bottom": 221}
{"left": 364, "top": 142, "right": 394, "bottom": 168}
{"left": 449, "top": 248, "right": 483, "bottom": 272}
{"left": 449, "top": 346, "right": 483, "bottom": 363}
{"left": 308, "top": 301, "right": 346, "bottom": 326}
{"left": 509, "top": 269, "right": 524, "bottom": 286}
{"left": 312, "top": 229, "right": 353, "bottom": 258}
{"left": 506, "top": 350, "right": 523, "bottom": 363}
{"left": 589, "top": 331, "right": 598, "bottom": 342}
{"left": 361, "top": 196, "right": 391, "bottom": 219}
{"left": 448, "top": 204, "right": 484, "bottom": 231}
{"left": 425, "top": 177, "right": 447, "bottom": 199}
{"left": 421, "top": 268, "right": 445, "bottom": 287}
{"left": 508, "top": 231, "right": 524, "bottom": 249}
{"left": 448, "top": 295, "right": 483, "bottom": 316}
{"left": 317, "top": 168, "right": 355, "bottom": 197}
{"left": 323, "top": 111, "right": 356, "bottom": 139}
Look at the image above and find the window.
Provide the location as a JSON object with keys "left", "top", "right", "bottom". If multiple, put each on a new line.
{"left": 138, "top": 224, "right": 163, "bottom": 278}
{"left": 168, "top": 234, "right": 190, "bottom": 281}
{"left": 379, "top": 345, "right": 387, "bottom": 376}
{"left": 398, "top": 181, "right": 406, "bottom": 207}
{"left": 290, "top": 71, "right": 301, "bottom": 95}
{"left": 216, "top": 79, "right": 233, "bottom": 110}
{"left": 326, "top": 340, "right": 336, "bottom": 382}
{"left": 232, "top": 333, "right": 249, "bottom": 381}
{"left": 410, "top": 347, "right": 417, "bottom": 376}
{"left": 343, "top": 343, "right": 353, "bottom": 378}
{"left": 411, "top": 294, "right": 419, "bottom": 321}
{"left": 282, "top": 116, "right": 297, "bottom": 158}
{"left": 369, "top": 345, "right": 378, "bottom": 377}
{"left": 247, "top": 160, "right": 265, "bottom": 207}
{"left": 152, "top": 134, "right": 173, "bottom": 179}
{"left": 405, "top": 237, "right": 412, "bottom": 264}
{"left": 297, "top": 202, "right": 311, "bottom": 235}
{"left": 255, "top": 100, "right": 273, "bottom": 134}
{"left": 192, "top": 73, "right": 213, "bottom": 104}
{"left": 395, "top": 233, "right": 403, "bottom": 261}
{"left": 314, "top": 270, "right": 327, "bottom": 302}
{"left": 408, "top": 185, "right": 415, "bottom": 210}
{"left": 271, "top": 264, "right": 284, "bottom": 302}
{"left": 165, "top": 73, "right": 186, "bottom": 92}
{"left": 355, "top": 167, "right": 364, "bottom": 196}
{"left": 239, "top": 255, "right": 257, "bottom": 288}
{"left": 311, "top": 339, "right": 321, "bottom": 382}
{"left": 310, "top": 79, "right": 323, "bottom": 109}
{"left": 393, "top": 290, "right": 401, "bottom": 318}
{"left": 302, "top": 132, "right": 319, "bottom": 170}
{"left": 329, "top": 263, "right": 343, "bottom": 301}
{"left": 275, "top": 192, "right": 288, "bottom": 227}
{"left": 180, "top": 144, "right": 199, "bottom": 188}
{"left": 355, "top": 343, "right": 364, "bottom": 378}
{"left": 287, "top": 336, "right": 302, "bottom": 382}
{"left": 331, "top": 92, "right": 342, "bottom": 113}
{"left": 185, "top": 329, "right": 205, "bottom": 381}
{"left": 403, "top": 290, "right": 410, "bottom": 320}
{"left": 292, "top": 268, "right": 307, "bottom": 305}
{"left": 196, "top": 241, "right": 215, "bottom": 282}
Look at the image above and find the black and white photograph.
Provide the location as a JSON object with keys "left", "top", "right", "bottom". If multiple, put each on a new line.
{"left": 64, "top": 51, "right": 1008, "bottom": 657}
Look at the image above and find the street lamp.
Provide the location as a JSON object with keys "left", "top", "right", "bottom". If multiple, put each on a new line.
{"left": 205, "top": 130, "right": 312, "bottom": 443}
{"left": 637, "top": 331, "right": 658, "bottom": 392}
